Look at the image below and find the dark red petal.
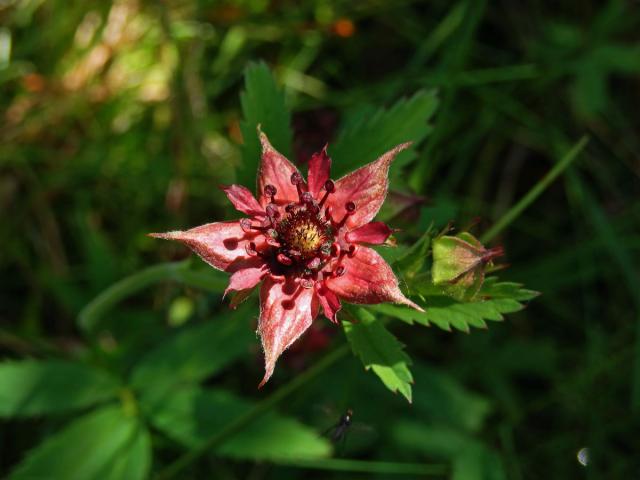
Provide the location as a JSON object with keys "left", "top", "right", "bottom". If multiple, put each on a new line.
{"left": 149, "top": 221, "right": 265, "bottom": 273}
{"left": 345, "top": 221, "right": 394, "bottom": 245}
{"left": 307, "top": 145, "right": 331, "bottom": 198}
{"left": 316, "top": 283, "right": 341, "bottom": 323}
{"left": 258, "top": 277, "right": 317, "bottom": 387}
{"left": 257, "top": 130, "right": 302, "bottom": 206}
{"left": 326, "top": 246, "right": 424, "bottom": 311}
{"left": 328, "top": 143, "right": 411, "bottom": 230}
{"left": 224, "top": 265, "right": 267, "bottom": 297}
{"left": 220, "top": 184, "right": 264, "bottom": 217}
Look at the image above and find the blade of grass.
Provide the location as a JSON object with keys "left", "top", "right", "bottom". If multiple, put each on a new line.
{"left": 480, "top": 136, "right": 589, "bottom": 243}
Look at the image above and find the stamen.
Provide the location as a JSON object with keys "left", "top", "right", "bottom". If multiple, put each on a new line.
{"left": 300, "top": 278, "right": 314, "bottom": 289}
{"left": 266, "top": 235, "right": 280, "bottom": 247}
{"left": 319, "top": 180, "right": 335, "bottom": 207}
{"left": 336, "top": 202, "right": 356, "bottom": 228}
{"left": 290, "top": 172, "right": 303, "bottom": 185}
{"left": 240, "top": 218, "right": 272, "bottom": 234}
{"left": 264, "top": 184, "right": 277, "bottom": 202}
{"left": 245, "top": 242, "right": 258, "bottom": 256}
{"left": 265, "top": 204, "right": 280, "bottom": 222}
{"left": 290, "top": 171, "right": 305, "bottom": 200}
{"left": 306, "top": 257, "right": 321, "bottom": 270}
{"left": 347, "top": 244, "right": 358, "bottom": 257}
{"left": 301, "top": 192, "right": 314, "bottom": 205}
{"left": 324, "top": 180, "right": 335, "bottom": 193}
{"left": 330, "top": 243, "right": 341, "bottom": 258}
{"left": 277, "top": 253, "right": 293, "bottom": 265}
{"left": 334, "top": 265, "right": 346, "bottom": 277}
{"left": 240, "top": 218, "right": 252, "bottom": 233}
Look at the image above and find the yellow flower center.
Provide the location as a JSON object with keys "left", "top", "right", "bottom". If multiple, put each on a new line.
{"left": 276, "top": 208, "right": 332, "bottom": 259}
{"left": 289, "top": 222, "right": 325, "bottom": 255}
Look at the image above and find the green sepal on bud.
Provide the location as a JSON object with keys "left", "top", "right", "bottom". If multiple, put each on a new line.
{"left": 432, "top": 232, "right": 504, "bottom": 301}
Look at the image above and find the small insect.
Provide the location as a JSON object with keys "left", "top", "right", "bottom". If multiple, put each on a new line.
{"left": 324, "top": 408, "right": 354, "bottom": 444}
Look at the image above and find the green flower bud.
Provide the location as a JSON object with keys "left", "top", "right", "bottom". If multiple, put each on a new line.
{"left": 432, "top": 232, "right": 504, "bottom": 300}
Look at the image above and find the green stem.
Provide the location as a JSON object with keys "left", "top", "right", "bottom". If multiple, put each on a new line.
{"left": 480, "top": 136, "right": 589, "bottom": 244}
{"left": 154, "top": 344, "right": 351, "bottom": 480}
{"left": 78, "top": 260, "right": 227, "bottom": 332}
{"left": 272, "top": 458, "right": 447, "bottom": 476}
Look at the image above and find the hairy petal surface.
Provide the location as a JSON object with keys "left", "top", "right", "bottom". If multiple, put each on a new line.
{"left": 326, "top": 246, "right": 424, "bottom": 311}
{"left": 307, "top": 145, "right": 331, "bottom": 197}
{"left": 224, "top": 265, "right": 268, "bottom": 297}
{"left": 345, "top": 221, "right": 394, "bottom": 245}
{"left": 150, "top": 222, "right": 262, "bottom": 273}
{"left": 257, "top": 131, "right": 302, "bottom": 206}
{"left": 328, "top": 143, "right": 411, "bottom": 230}
{"left": 258, "top": 277, "right": 316, "bottom": 387}
{"left": 221, "top": 184, "right": 264, "bottom": 217}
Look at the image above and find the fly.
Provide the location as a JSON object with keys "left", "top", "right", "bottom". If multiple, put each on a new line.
{"left": 324, "top": 408, "right": 353, "bottom": 444}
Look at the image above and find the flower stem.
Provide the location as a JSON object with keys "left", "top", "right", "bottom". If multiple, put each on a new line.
{"left": 272, "top": 458, "right": 448, "bottom": 476}
{"left": 480, "top": 136, "right": 589, "bottom": 244}
{"left": 154, "top": 343, "right": 351, "bottom": 480}
{"left": 78, "top": 260, "right": 227, "bottom": 333}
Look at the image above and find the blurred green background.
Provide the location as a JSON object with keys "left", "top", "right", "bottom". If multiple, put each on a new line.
{"left": 1, "top": 0, "right": 639, "bottom": 479}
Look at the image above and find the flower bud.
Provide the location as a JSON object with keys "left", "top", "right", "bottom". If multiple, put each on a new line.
{"left": 432, "top": 232, "right": 504, "bottom": 300}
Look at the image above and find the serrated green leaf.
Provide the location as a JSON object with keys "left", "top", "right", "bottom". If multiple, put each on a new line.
{"left": 0, "top": 360, "right": 119, "bottom": 418}
{"left": 480, "top": 277, "right": 539, "bottom": 301}
{"left": 145, "top": 386, "right": 331, "bottom": 460}
{"left": 343, "top": 308, "right": 413, "bottom": 402}
{"left": 329, "top": 90, "right": 438, "bottom": 178}
{"left": 10, "top": 406, "right": 150, "bottom": 480}
{"left": 130, "top": 302, "right": 254, "bottom": 391}
{"left": 371, "top": 278, "right": 538, "bottom": 333}
{"left": 239, "top": 61, "right": 292, "bottom": 188}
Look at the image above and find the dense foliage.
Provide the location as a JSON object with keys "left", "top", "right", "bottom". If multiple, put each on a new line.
{"left": 1, "top": 1, "right": 639, "bottom": 478}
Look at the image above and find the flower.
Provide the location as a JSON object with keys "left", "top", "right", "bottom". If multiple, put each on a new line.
{"left": 151, "top": 129, "right": 424, "bottom": 386}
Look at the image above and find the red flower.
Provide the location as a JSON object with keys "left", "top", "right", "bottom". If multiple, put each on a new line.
{"left": 151, "top": 130, "right": 424, "bottom": 386}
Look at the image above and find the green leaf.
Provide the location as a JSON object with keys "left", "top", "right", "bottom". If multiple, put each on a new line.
{"left": 329, "top": 90, "right": 438, "bottom": 178}
{"left": 392, "top": 422, "right": 506, "bottom": 480}
{"left": 412, "top": 363, "right": 491, "bottom": 433}
{"left": 239, "top": 61, "right": 293, "bottom": 188}
{"left": 130, "top": 302, "right": 254, "bottom": 392}
{"left": 343, "top": 308, "right": 413, "bottom": 402}
{"left": 10, "top": 406, "right": 150, "bottom": 480}
{"left": 452, "top": 447, "right": 507, "bottom": 480}
{"left": 145, "top": 386, "right": 331, "bottom": 460}
{"left": 393, "top": 422, "right": 474, "bottom": 458}
{"left": 0, "top": 360, "right": 119, "bottom": 418}
{"left": 371, "top": 277, "right": 538, "bottom": 333}
{"left": 101, "top": 425, "right": 151, "bottom": 480}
